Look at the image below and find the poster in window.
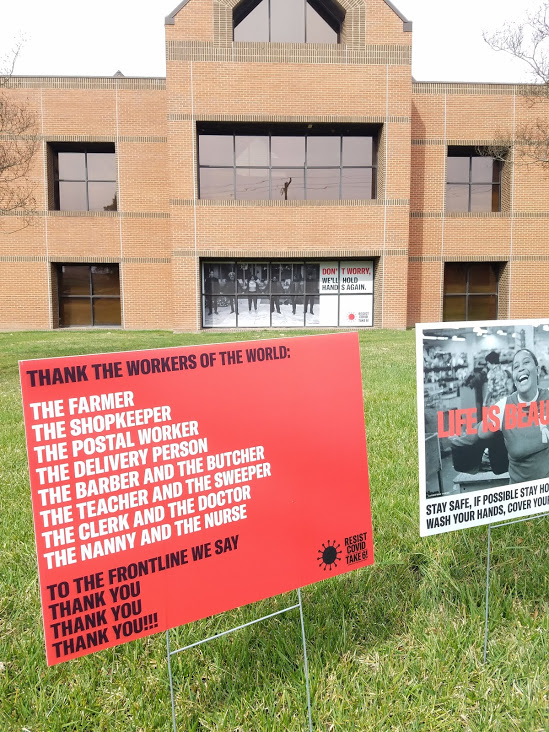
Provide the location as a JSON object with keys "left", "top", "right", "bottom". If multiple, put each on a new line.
{"left": 339, "top": 295, "right": 373, "bottom": 327}
{"left": 201, "top": 260, "right": 374, "bottom": 328}
{"left": 202, "top": 263, "right": 237, "bottom": 328}
{"left": 319, "top": 262, "right": 339, "bottom": 294}
{"left": 418, "top": 319, "right": 549, "bottom": 537}
{"left": 339, "top": 261, "right": 373, "bottom": 294}
{"left": 317, "top": 261, "right": 339, "bottom": 327}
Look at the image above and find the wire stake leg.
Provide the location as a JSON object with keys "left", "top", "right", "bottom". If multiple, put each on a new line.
{"left": 298, "top": 588, "right": 313, "bottom": 732}
{"left": 166, "top": 599, "right": 311, "bottom": 730}
{"left": 483, "top": 523, "right": 492, "bottom": 664}
{"left": 166, "top": 629, "right": 177, "bottom": 732}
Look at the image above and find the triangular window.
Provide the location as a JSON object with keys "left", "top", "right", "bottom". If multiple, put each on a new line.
{"left": 234, "top": 0, "right": 343, "bottom": 43}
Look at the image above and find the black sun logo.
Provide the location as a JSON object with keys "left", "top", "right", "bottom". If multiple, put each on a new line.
{"left": 317, "top": 540, "right": 342, "bottom": 571}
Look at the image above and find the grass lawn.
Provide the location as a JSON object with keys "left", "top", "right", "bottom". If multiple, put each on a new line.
{"left": 1, "top": 329, "right": 548, "bottom": 731}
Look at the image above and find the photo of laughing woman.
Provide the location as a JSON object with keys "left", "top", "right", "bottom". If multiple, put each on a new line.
{"left": 452, "top": 348, "right": 549, "bottom": 484}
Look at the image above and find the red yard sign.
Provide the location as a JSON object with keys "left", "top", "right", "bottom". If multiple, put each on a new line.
{"left": 19, "top": 333, "right": 373, "bottom": 665}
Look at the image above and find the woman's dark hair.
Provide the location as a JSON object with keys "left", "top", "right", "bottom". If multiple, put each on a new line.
{"left": 512, "top": 348, "right": 539, "bottom": 367}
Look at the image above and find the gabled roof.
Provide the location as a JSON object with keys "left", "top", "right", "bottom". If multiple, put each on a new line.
{"left": 384, "top": 0, "right": 412, "bottom": 31}
{"left": 165, "top": 0, "right": 412, "bottom": 32}
{"left": 165, "top": 0, "right": 191, "bottom": 25}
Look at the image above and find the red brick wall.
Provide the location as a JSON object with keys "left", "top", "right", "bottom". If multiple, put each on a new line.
{"left": 167, "top": 0, "right": 412, "bottom": 331}
{"left": 18, "top": 2, "right": 549, "bottom": 332}
{"left": 0, "top": 78, "right": 170, "bottom": 330}
{"left": 409, "top": 83, "right": 549, "bottom": 326}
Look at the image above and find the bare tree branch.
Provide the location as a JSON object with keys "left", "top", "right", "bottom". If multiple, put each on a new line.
{"left": 484, "top": 2, "right": 549, "bottom": 83}
{"left": 0, "top": 38, "right": 38, "bottom": 230}
{"left": 478, "top": 122, "right": 549, "bottom": 173}
{"left": 482, "top": 3, "right": 549, "bottom": 172}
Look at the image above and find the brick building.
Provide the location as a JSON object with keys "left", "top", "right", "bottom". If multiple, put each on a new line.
{"left": 1, "top": 0, "right": 548, "bottom": 331}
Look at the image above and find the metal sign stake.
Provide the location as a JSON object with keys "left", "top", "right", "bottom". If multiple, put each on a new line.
{"left": 166, "top": 589, "right": 313, "bottom": 732}
{"left": 483, "top": 523, "right": 492, "bottom": 664}
{"left": 483, "top": 512, "right": 549, "bottom": 663}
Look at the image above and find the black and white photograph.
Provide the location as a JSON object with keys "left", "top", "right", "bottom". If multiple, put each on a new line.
{"left": 417, "top": 320, "right": 549, "bottom": 535}
{"left": 201, "top": 260, "right": 373, "bottom": 328}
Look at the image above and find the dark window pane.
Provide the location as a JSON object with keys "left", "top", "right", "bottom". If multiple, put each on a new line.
{"left": 444, "top": 264, "right": 467, "bottom": 294}
{"left": 88, "top": 181, "right": 118, "bottom": 211}
{"left": 469, "top": 263, "right": 498, "bottom": 293}
{"left": 306, "top": 168, "right": 340, "bottom": 199}
{"left": 234, "top": 0, "right": 269, "bottom": 41}
{"left": 492, "top": 185, "right": 501, "bottom": 211}
{"left": 59, "top": 181, "right": 88, "bottom": 210}
{"left": 93, "top": 298, "right": 121, "bottom": 326}
{"left": 235, "top": 168, "right": 270, "bottom": 199}
{"left": 342, "top": 137, "right": 373, "bottom": 166}
{"left": 447, "top": 157, "right": 470, "bottom": 183}
{"left": 307, "top": 136, "right": 340, "bottom": 166}
{"left": 271, "top": 137, "right": 305, "bottom": 167}
{"left": 199, "top": 135, "right": 233, "bottom": 167}
{"left": 103, "top": 193, "right": 117, "bottom": 211}
{"left": 58, "top": 263, "right": 120, "bottom": 328}
{"left": 234, "top": 0, "right": 340, "bottom": 44}
{"left": 53, "top": 147, "right": 117, "bottom": 212}
{"left": 471, "top": 156, "right": 495, "bottom": 182}
{"left": 271, "top": 0, "right": 305, "bottom": 42}
{"left": 60, "top": 265, "right": 90, "bottom": 295}
{"left": 199, "top": 168, "right": 234, "bottom": 199}
{"left": 87, "top": 153, "right": 116, "bottom": 181}
{"left": 470, "top": 184, "right": 495, "bottom": 212}
{"left": 60, "top": 298, "right": 91, "bottom": 326}
{"left": 197, "top": 131, "right": 378, "bottom": 202}
{"left": 235, "top": 136, "right": 269, "bottom": 166}
{"left": 446, "top": 184, "right": 469, "bottom": 212}
{"left": 444, "top": 262, "right": 499, "bottom": 321}
{"left": 92, "top": 265, "right": 120, "bottom": 295}
{"left": 306, "top": 2, "right": 338, "bottom": 43}
{"left": 272, "top": 169, "right": 305, "bottom": 200}
{"left": 492, "top": 184, "right": 501, "bottom": 211}
{"left": 443, "top": 296, "right": 466, "bottom": 322}
{"left": 342, "top": 168, "right": 374, "bottom": 199}
{"left": 58, "top": 152, "right": 86, "bottom": 180}
{"left": 468, "top": 295, "right": 497, "bottom": 320}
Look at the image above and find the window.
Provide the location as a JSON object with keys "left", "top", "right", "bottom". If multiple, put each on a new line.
{"left": 201, "top": 259, "right": 374, "bottom": 328}
{"left": 234, "top": 0, "right": 343, "bottom": 43}
{"left": 198, "top": 124, "right": 378, "bottom": 201}
{"left": 51, "top": 143, "right": 117, "bottom": 211}
{"left": 446, "top": 147, "right": 502, "bottom": 213}
{"left": 57, "top": 264, "right": 121, "bottom": 327}
{"left": 443, "top": 263, "right": 498, "bottom": 321}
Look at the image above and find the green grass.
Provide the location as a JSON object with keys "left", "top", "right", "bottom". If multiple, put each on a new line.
{"left": 1, "top": 329, "right": 548, "bottom": 731}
